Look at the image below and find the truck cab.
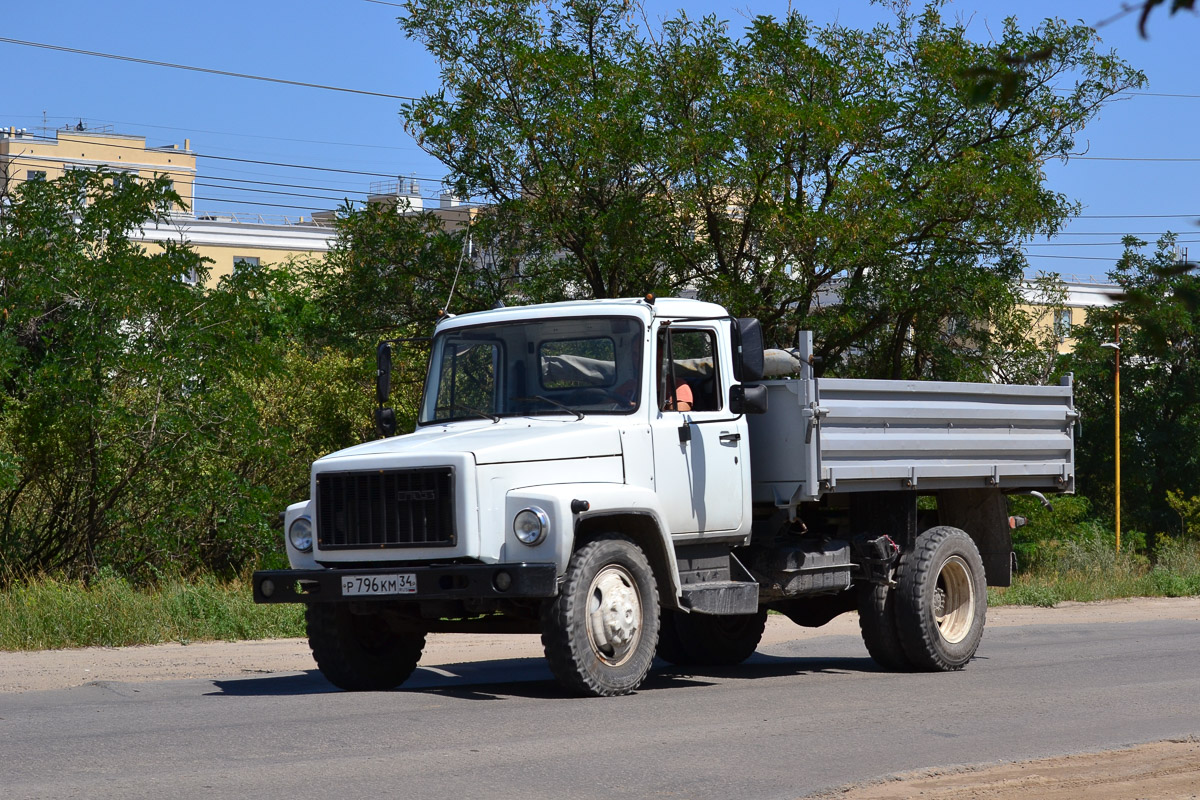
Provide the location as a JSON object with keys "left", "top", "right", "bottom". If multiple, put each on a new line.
{"left": 256, "top": 297, "right": 767, "bottom": 695}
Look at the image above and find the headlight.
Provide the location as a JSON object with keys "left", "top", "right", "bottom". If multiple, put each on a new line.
{"left": 513, "top": 507, "right": 549, "bottom": 546}
{"left": 288, "top": 516, "right": 314, "bottom": 553}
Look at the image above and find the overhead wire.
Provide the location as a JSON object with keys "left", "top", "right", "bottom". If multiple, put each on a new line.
{"left": 0, "top": 37, "right": 420, "bottom": 102}
{"left": 0, "top": 130, "right": 449, "bottom": 183}
{"left": 0, "top": 112, "right": 423, "bottom": 153}
{"left": 1069, "top": 155, "right": 1200, "bottom": 162}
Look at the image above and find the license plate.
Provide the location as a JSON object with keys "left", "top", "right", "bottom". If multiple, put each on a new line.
{"left": 341, "top": 573, "right": 418, "bottom": 597}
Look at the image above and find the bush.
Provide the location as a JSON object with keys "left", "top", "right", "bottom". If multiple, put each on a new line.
{"left": 1008, "top": 494, "right": 1097, "bottom": 572}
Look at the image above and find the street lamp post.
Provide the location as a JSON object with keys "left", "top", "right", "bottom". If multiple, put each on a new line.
{"left": 1101, "top": 323, "right": 1121, "bottom": 553}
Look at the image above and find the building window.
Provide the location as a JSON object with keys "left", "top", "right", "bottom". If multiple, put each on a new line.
{"left": 156, "top": 179, "right": 177, "bottom": 213}
{"left": 233, "top": 256, "right": 260, "bottom": 275}
{"left": 26, "top": 170, "right": 47, "bottom": 182}
{"left": 1054, "top": 308, "right": 1073, "bottom": 340}
{"left": 111, "top": 172, "right": 137, "bottom": 191}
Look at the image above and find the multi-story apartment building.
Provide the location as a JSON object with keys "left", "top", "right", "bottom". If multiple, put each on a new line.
{"left": 0, "top": 123, "right": 335, "bottom": 282}
{"left": 0, "top": 124, "right": 195, "bottom": 210}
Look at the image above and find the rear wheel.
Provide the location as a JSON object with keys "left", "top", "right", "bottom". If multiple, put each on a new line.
{"left": 655, "top": 609, "right": 693, "bottom": 665}
{"left": 856, "top": 582, "right": 913, "bottom": 671}
{"left": 894, "top": 526, "right": 987, "bottom": 671}
{"left": 306, "top": 603, "right": 425, "bottom": 691}
{"left": 541, "top": 536, "right": 660, "bottom": 697}
{"left": 659, "top": 608, "right": 768, "bottom": 666}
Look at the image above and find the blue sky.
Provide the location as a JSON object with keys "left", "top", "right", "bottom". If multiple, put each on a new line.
{"left": 3, "top": 0, "right": 1197, "bottom": 282}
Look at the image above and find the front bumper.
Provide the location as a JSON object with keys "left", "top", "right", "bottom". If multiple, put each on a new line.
{"left": 252, "top": 562, "right": 559, "bottom": 604}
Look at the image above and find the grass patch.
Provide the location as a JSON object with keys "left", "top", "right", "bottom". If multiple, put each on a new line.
{"left": 991, "top": 535, "right": 1200, "bottom": 607}
{"left": 0, "top": 573, "right": 304, "bottom": 651}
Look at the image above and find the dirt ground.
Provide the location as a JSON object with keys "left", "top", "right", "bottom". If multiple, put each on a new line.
{"left": 2, "top": 596, "right": 1198, "bottom": 799}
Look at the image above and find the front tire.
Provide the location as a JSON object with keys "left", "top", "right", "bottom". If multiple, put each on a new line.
{"left": 541, "top": 536, "right": 660, "bottom": 697}
{"left": 306, "top": 603, "right": 425, "bottom": 691}
{"left": 894, "top": 526, "right": 987, "bottom": 671}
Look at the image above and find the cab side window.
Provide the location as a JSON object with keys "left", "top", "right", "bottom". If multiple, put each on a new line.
{"left": 657, "top": 328, "right": 720, "bottom": 412}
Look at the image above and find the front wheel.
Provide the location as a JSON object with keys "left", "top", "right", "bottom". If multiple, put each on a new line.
{"left": 541, "top": 536, "right": 660, "bottom": 697}
{"left": 894, "top": 526, "right": 987, "bottom": 671}
{"left": 306, "top": 603, "right": 425, "bottom": 691}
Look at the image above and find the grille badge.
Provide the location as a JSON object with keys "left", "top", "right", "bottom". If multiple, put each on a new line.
{"left": 396, "top": 489, "right": 437, "bottom": 501}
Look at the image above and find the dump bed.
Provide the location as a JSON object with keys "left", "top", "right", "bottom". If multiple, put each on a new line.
{"left": 747, "top": 374, "right": 1076, "bottom": 507}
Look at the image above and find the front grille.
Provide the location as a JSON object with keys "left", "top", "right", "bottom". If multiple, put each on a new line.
{"left": 316, "top": 467, "right": 455, "bottom": 550}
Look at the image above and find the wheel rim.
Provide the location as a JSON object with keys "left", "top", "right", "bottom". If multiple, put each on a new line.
{"left": 933, "top": 555, "right": 975, "bottom": 644}
{"left": 586, "top": 565, "right": 642, "bottom": 667}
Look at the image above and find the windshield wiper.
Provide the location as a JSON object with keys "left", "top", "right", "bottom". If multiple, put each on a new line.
{"left": 518, "top": 395, "right": 584, "bottom": 421}
{"left": 438, "top": 405, "right": 500, "bottom": 423}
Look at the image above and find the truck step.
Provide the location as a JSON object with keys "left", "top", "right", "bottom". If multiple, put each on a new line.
{"left": 680, "top": 580, "right": 760, "bottom": 615}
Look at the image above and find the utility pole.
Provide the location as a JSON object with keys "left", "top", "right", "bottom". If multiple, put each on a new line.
{"left": 1102, "top": 321, "right": 1122, "bottom": 553}
{"left": 1114, "top": 320, "right": 1121, "bottom": 554}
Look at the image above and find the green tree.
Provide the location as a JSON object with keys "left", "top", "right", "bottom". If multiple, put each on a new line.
{"left": 400, "top": 0, "right": 1142, "bottom": 380}
{"left": 650, "top": 6, "right": 1126, "bottom": 379}
{"left": 1071, "top": 234, "right": 1200, "bottom": 543}
{"left": 400, "top": 0, "right": 702, "bottom": 302}
{"left": 0, "top": 170, "right": 229, "bottom": 577}
{"left": 306, "top": 202, "right": 501, "bottom": 343}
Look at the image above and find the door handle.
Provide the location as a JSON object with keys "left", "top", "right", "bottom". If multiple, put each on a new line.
{"left": 719, "top": 432, "right": 741, "bottom": 444}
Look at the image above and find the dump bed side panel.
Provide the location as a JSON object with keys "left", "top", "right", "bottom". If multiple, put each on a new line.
{"left": 749, "top": 377, "right": 1075, "bottom": 506}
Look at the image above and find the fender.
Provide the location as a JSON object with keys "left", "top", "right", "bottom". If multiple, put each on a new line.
{"left": 504, "top": 482, "right": 682, "bottom": 605}
{"left": 283, "top": 500, "right": 318, "bottom": 570}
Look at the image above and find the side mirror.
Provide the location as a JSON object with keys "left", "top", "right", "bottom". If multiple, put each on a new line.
{"left": 376, "top": 341, "right": 392, "bottom": 405}
{"left": 729, "top": 383, "right": 768, "bottom": 415}
{"left": 375, "top": 406, "right": 397, "bottom": 438}
{"left": 733, "top": 318, "right": 765, "bottom": 382}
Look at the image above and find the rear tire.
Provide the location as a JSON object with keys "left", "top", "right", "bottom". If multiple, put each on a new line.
{"left": 655, "top": 609, "right": 693, "bottom": 665}
{"left": 662, "top": 608, "right": 768, "bottom": 666}
{"left": 541, "top": 536, "right": 660, "bottom": 697}
{"left": 306, "top": 603, "right": 425, "bottom": 691}
{"left": 856, "top": 582, "right": 913, "bottom": 671}
{"left": 894, "top": 526, "right": 987, "bottom": 671}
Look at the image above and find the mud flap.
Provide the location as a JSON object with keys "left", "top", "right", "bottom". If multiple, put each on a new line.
{"left": 936, "top": 488, "right": 1012, "bottom": 587}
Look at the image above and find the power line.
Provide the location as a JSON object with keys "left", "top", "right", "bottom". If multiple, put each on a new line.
{"left": 1026, "top": 239, "right": 1200, "bottom": 248}
{"left": 2, "top": 158, "right": 493, "bottom": 216}
{"left": 1029, "top": 254, "right": 1125, "bottom": 261}
{"left": 191, "top": 195, "right": 335, "bottom": 212}
{"left": 192, "top": 180, "right": 360, "bottom": 204}
{"left": 1, "top": 130, "right": 447, "bottom": 182}
{"left": 0, "top": 113, "right": 423, "bottom": 153}
{"left": 1123, "top": 91, "right": 1200, "bottom": 100}
{"left": 1070, "top": 155, "right": 1200, "bottom": 163}
{"left": 197, "top": 174, "right": 373, "bottom": 196}
{"left": 0, "top": 37, "right": 420, "bottom": 102}
{"left": 1036, "top": 231, "right": 1197, "bottom": 237}
{"left": 1077, "top": 213, "right": 1200, "bottom": 219}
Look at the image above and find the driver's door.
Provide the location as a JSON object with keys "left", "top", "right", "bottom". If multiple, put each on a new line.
{"left": 649, "top": 324, "right": 745, "bottom": 536}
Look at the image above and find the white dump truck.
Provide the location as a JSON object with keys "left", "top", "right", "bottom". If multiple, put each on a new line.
{"left": 253, "top": 296, "right": 1075, "bottom": 696}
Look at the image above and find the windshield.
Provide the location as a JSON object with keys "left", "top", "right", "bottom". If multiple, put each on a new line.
{"left": 419, "top": 315, "right": 644, "bottom": 424}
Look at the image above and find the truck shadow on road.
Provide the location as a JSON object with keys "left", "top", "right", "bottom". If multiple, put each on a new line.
{"left": 209, "top": 651, "right": 883, "bottom": 700}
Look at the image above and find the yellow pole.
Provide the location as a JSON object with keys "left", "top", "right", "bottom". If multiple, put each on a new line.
{"left": 1114, "top": 322, "right": 1121, "bottom": 554}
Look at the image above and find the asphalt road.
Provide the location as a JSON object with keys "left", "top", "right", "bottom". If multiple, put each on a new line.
{"left": 3, "top": 618, "right": 1198, "bottom": 800}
